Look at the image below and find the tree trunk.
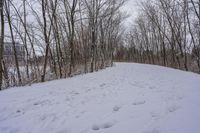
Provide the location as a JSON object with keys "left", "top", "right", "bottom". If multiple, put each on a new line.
{"left": 5, "top": 0, "right": 22, "bottom": 86}
{"left": 0, "top": 0, "right": 4, "bottom": 90}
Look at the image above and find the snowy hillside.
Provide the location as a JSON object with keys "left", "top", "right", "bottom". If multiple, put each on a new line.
{"left": 0, "top": 63, "right": 200, "bottom": 133}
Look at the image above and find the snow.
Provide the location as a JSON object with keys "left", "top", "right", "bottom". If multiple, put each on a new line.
{"left": 0, "top": 62, "right": 200, "bottom": 133}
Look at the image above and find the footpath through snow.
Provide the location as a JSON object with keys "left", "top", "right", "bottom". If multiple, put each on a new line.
{"left": 0, "top": 63, "right": 200, "bottom": 133}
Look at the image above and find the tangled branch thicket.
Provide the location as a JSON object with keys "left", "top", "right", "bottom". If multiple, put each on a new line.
{"left": 0, "top": 0, "right": 126, "bottom": 89}
{"left": 115, "top": 0, "right": 200, "bottom": 73}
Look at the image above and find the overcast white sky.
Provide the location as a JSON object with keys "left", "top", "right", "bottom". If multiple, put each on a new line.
{"left": 121, "top": 0, "right": 139, "bottom": 27}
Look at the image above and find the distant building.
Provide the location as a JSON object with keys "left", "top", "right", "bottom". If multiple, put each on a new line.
{"left": 3, "top": 42, "right": 25, "bottom": 63}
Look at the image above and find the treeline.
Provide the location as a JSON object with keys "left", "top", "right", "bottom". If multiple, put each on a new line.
{"left": 115, "top": 0, "right": 200, "bottom": 73}
{"left": 0, "top": 0, "right": 126, "bottom": 90}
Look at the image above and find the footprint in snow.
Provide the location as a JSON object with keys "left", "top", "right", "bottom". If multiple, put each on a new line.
{"left": 176, "top": 95, "right": 184, "bottom": 100}
{"left": 56, "top": 128, "right": 70, "bottom": 133}
{"left": 70, "top": 91, "right": 80, "bottom": 95}
{"left": 15, "top": 109, "right": 25, "bottom": 115}
{"left": 149, "top": 86, "right": 156, "bottom": 90}
{"left": 102, "top": 122, "right": 114, "bottom": 129}
{"left": 167, "top": 105, "right": 179, "bottom": 113}
{"left": 33, "top": 100, "right": 51, "bottom": 106}
{"left": 92, "top": 121, "right": 115, "bottom": 131}
{"left": 113, "top": 106, "right": 121, "bottom": 112}
{"left": 85, "top": 89, "right": 92, "bottom": 92}
{"left": 9, "top": 128, "right": 20, "bottom": 133}
{"left": 132, "top": 100, "right": 146, "bottom": 106}
{"left": 143, "top": 128, "right": 160, "bottom": 133}
{"left": 150, "top": 112, "right": 161, "bottom": 120}
{"left": 16, "top": 110, "right": 21, "bottom": 113}
{"left": 92, "top": 125, "right": 100, "bottom": 130}
{"left": 99, "top": 83, "right": 106, "bottom": 87}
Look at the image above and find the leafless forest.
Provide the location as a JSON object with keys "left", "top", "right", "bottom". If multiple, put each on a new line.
{"left": 0, "top": 0, "right": 127, "bottom": 89}
{"left": 0, "top": 0, "right": 200, "bottom": 90}
{"left": 115, "top": 0, "right": 200, "bottom": 73}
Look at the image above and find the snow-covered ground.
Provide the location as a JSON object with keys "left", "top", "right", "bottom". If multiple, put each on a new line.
{"left": 0, "top": 63, "right": 200, "bottom": 133}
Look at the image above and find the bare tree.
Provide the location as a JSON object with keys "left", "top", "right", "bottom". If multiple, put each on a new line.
{"left": 5, "top": 0, "right": 22, "bottom": 86}
{"left": 115, "top": 0, "right": 200, "bottom": 73}
{"left": 0, "top": 0, "right": 4, "bottom": 90}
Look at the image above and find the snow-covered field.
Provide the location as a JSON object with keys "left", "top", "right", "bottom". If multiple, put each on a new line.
{"left": 0, "top": 63, "right": 200, "bottom": 133}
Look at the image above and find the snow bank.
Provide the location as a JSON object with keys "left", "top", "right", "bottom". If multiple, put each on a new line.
{"left": 0, "top": 63, "right": 200, "bottom": 133}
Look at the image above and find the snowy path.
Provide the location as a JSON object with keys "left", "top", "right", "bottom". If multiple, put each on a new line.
{"left": 0, "top": 63, "right": 200, "bottom": 133}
